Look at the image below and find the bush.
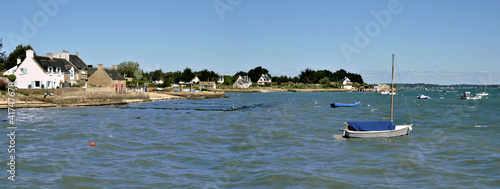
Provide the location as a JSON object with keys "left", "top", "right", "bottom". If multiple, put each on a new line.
{"left": 7, "top": 74, "right": 16, "bottom": 82}
{"left": 71, "top": 83, "right": 81, "bottom": 87}
{"left": 0, "top": 79, "right": 7, "bottom": 91}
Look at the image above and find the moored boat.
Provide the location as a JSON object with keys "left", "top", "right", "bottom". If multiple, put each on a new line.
{"left": 461, "top": 92, "right": 482, "bottom": 100}
{"left": 417, "top": 94, "right": 430, "bottom": 99}
{"left": 339, "top": 54, "right": 412, "bottom": 138}
{"left": 342, "top": 121, "right": 412, "bottom": 138}
{"left": 330, "top": 102, "right": 359, "bottom": 108}
{"left": 330, "top": 102, "right": 360, "bottom": 108}
{"left": 476, "top": 92, "right": 489, "bottom": 96}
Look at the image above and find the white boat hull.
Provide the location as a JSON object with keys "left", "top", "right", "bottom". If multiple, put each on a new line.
{"left": 342, "top": 125, "right": 412, "bottom": 138}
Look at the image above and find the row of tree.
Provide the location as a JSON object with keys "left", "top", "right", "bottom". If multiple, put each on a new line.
{"left": 139, "top": 66, "right": 364, "bottom": 87}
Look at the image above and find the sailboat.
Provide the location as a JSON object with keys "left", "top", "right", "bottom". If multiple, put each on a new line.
{"left": 340, "top": 54, "right": 412, "bottom": 138}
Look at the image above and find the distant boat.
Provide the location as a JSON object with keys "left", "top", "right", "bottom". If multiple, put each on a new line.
{"left": 460, "top": 92, "right": 483, "bottom": 100}
{"left": 340, "top": 54, "right": 412, "bottom": 138}
{"left": 417, "top": 94, "right": 431, "bottom": 99}
{"left": 460, "top": 92, "right": 482, "bottom": 100}
{"left": 330, "top": 102, "right": 360, "bottom": 108}
{"left": 476, "top": 92, "right": 489, "bottom": 97}
{"left": 381, "top": 90, "right": 396, "bottom": 95}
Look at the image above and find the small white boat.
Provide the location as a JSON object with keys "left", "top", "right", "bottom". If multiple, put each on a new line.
{"left": 460, "top": 92, "right": 482, "bottom": 100}
{"left": 476, "top": 92, "right": 489, "bottom": 96}
{"left": 342, "top": 122, "right": 412, "bottom": 138}
{"left": 417, "top": 94, "right": 430, "bottom": 99}
{"left": 340, "top": 54, "right": 412, "bottom": 138}
{"left": 381, "top": 90, "right": 396, "bottom": 95}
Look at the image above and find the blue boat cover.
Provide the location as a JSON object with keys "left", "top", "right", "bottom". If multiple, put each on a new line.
{"left": 346, "top": 121, "right": 395, "bottom": 131}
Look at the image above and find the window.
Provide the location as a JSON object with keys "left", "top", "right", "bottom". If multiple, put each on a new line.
{"left": 34, "top": 81, "right": 40, "bottom": 88}
{"left": 70, "top": 70, "right": 74, "bottom": 77}
{"left": 56, "top": 67, "right": 61, "bottom": 74}
{"left": 48, "top": 67, "right": 53, "bottom": 74}
{"left": 20, "top": 68, "right": 27, "bottom": 74}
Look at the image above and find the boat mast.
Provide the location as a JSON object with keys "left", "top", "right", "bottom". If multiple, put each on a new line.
{"left": 391, "top": 54, "right": 394, "bottom": 122}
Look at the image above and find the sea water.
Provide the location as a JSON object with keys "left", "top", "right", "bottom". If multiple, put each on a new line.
{"left": 1, "top": 89, "right": 499, "bottom": 188}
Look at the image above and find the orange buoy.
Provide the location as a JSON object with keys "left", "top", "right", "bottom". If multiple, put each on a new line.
{"left": 89, "top": 142, "right": 96, "bottom": 146}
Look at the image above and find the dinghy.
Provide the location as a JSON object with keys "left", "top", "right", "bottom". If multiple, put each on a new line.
{"left": 330, "top": 102, "right": 360, "bottom": 107}
{"left": 417, "top": 94, "right": 430, "bottom": 99}
{"left": 340, "top": 54, "right": 412, "bottom": 138}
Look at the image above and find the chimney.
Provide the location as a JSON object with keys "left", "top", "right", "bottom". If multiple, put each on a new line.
{"left": 76, "top": 51, "right": 79, "bottom": 56}
{"left": 26, "top": 49, "right": 34, "bottom": 59}
{"left": 111, "top": 65, "right": 117, "bottom": 70}
{"left": 46, "top": 53, "right": 53, "bottom": 57}
{"left": 98, "top": 64, "right": 103, "bottom": 70}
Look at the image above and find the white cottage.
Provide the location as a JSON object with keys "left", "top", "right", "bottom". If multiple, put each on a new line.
{"left": 257, "top": 74, "right": 272, "bottom": 85}
{"left": 12, "top": 50, "right": 68, "bottom": 89}
{"left": 190, "top": 76, "right": 200, "bottom": 84}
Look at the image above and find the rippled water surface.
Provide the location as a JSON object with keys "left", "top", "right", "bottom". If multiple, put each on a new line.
{"left": 2, "top": 89, "right": 499, "bottom": 188}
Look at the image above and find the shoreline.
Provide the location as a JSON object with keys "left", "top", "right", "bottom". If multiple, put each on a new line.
{"left": 0, "top": 92, "right": 185, "bottom": 109}
{"left": 0, "top": 89, "right": 372, "bottom": 109}
{"left": 221, "top": 88, "right": 374, "bottom": 93}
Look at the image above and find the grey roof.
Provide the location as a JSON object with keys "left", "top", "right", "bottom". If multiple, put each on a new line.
{"left": 87, "top": 67, "right": 98, "bottom": 75}
{"left": 34, "top": 56, "right": 71, "bottom": 73}
{"left": 104, "top": 68, "right": 126, "bottom": 80}
{"left": 69, "top": 55, "right": 87, "bottom": 70}
{"left": 260, "top": 74, "right": 271, "bottom": 82}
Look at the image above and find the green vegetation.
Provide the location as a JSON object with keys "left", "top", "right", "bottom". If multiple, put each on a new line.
{"left": 18, "top": 91, "right": 29, "bottom": 96}
{"left": 0, "top": 38, "right": 5, "bottom": 71}
{"left": 2, "top": 44, "right": 34, "bottom": 71}
{"left": 7, "top": 74, "right": 16, "bottom": 82}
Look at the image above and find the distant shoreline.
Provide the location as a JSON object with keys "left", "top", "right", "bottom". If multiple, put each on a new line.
{"left": 220, "top": 88, "right": 373, "bottom": 93}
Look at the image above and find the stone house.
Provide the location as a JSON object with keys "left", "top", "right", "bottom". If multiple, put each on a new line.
{"left": 199, "top": 81, "right": 216, "bottom": 90}
{"left": 233, "top": 75, "right": 252, "bottom": 88}
{"left": 87, "top": 64, "right": 126, "bottom": 90}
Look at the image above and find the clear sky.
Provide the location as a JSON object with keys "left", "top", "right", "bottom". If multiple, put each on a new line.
{"left": 1, "top": 0, "right": 499, "bottom": 84}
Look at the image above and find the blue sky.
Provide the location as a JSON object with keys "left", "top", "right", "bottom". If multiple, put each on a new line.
{"left": 1, "top": 0, "right": 499, "bottom": 84}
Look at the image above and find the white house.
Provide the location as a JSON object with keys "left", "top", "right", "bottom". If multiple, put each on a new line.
{"left": 217, "top": 76, "right": 224, "bottom": 84}
{"left": 13, "top": 50, "right": 67, "bottom": 89}
{"left": 190, "top": 76, "right": 200, "bottom": 84}
{"left": 257, "top": 74, "right": 272, "bottom": 85}
{"left": 340, "top": 77, "right": 351, "bottom": 85}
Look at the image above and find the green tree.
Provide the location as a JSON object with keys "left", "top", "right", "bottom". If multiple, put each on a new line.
{"left": 318, "top": 77, "right": 331, "bottom": 86}
{"left": 117, "top": 61, "right": 140, "bottom": 78}
{"left": 181, "top": 67, "right": 195, "bottom": 82}
{"left": 196, "top": 69, "right": 218, "bottom": 81}
{"left": 299, "top": 68, "right": 315, "bottom": 83}
{"left": 232, "top": 71, "right": 248, "bottom": 82}
{"left": 3, "top": 44, "right": 34, "bottom": 70}
{"left": 0, "top": 39, "right": 6, "bottom": 70}
{"left": 248, "top": 66, "right": 269, "bottom": 82}
{"left": 150, "top": 69, "right": 164, "bottom": 81}
{"left": 223, "top": 75, "right": 233, "bottom": 85}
